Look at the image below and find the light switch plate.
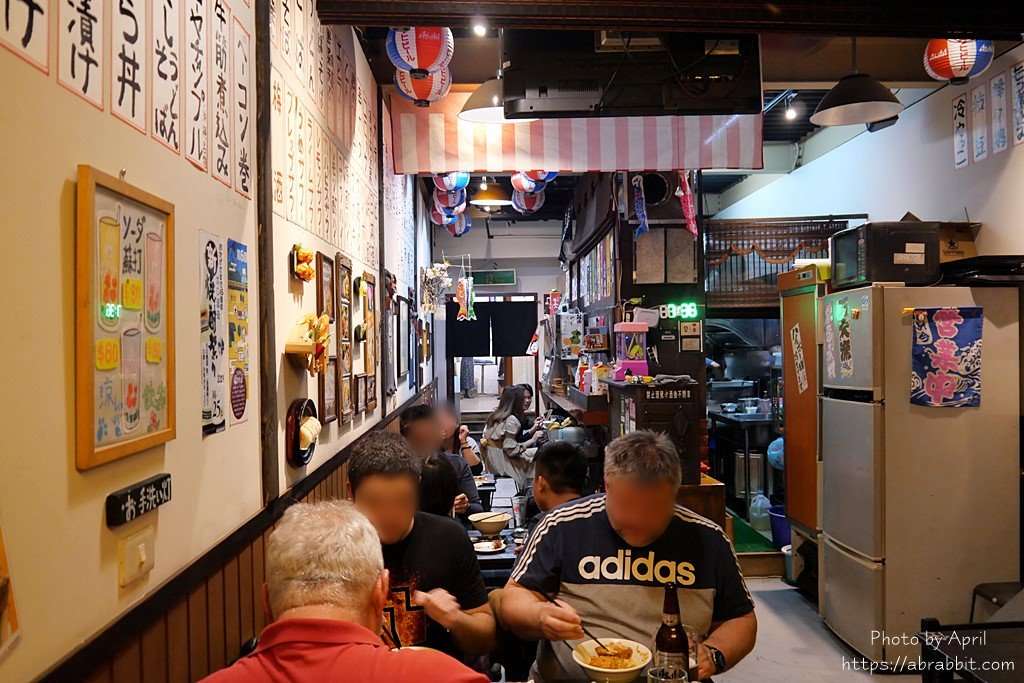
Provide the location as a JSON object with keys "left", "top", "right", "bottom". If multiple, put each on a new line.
{"left": 118, "top": 525, "right": 155, "bottom": 587}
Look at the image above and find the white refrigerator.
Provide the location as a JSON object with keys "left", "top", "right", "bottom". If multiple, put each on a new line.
{"left": 819, "top": 284, "right": 1019, "bottom": 663}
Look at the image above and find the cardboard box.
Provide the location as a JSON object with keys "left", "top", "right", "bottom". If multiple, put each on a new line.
{"left": 900, "top": 212, "right": 978, "bottom": 263}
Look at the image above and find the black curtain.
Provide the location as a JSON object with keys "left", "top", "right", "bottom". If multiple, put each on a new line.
{"left": 484, "top": 301, "right": 539, "bottom": 357}
{"left": 445, "top": 301, "right": 492, "bottom": 358}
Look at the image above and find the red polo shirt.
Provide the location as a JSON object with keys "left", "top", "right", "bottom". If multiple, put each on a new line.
{"left": 201, "top": 618, "right": 488, "bottom": 683}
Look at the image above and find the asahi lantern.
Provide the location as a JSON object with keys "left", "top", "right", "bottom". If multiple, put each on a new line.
{"left": 395, "top": 67, "right": 452, "bottom": 107}
{"left": 433, "top": 171, "right": 471, "bottom": 191}
{"left": 511, "top": 172, "right": 544, "bottom": 193}
{"left": 430, "top": 206, "right": 458, "bottom": 225}
{"left": 924, "top": 38, "right": 994, "bottom": 85}
{"left": 434, "top": 188, "right": 467, "bottom": 215}
{"left": 524, "top": 170, "right": 559, "bottom": 183}
{"left": 447, "top": 213, "right": 472, "bottom": 237}
{"left": 386, "top": 27, "right": 454, "bottom": 78}
{"left": 512, "top": 189, "right": 545, "bottom": 214}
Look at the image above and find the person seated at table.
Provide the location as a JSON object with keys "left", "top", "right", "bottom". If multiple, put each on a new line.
{"left": 481, "top": 386, "right": 543, "bottom": 492}
{"left": 439, "top": 403, "right": 484, "bottom": 475}
{"left": 419, "top": 453, "right": 460, "bottom": 518}
{"left": 525, "top": 441, "right": 589, "bottom": 534}
{"left": 201, "top": 500, "right": 487, "bottom": 683}
{"left": 401, "top": 404, "right": 483, "bottom": 516}
{"left": 348, "top": 432, "right": 496, "bottom": 658}
{"left": 499, "top": 430, "right": 757, "bottom": 683}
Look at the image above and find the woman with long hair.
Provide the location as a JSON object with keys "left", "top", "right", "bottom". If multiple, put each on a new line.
{"left": 481, "top": 386, "right": 542, "bottom": 491}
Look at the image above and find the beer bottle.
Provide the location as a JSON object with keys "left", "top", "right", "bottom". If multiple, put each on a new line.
{"left": 655, "top": 583, "right": 689, "bottom": 676}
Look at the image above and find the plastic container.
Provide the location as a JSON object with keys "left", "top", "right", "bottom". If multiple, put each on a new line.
{"left": 782, "top": 544, "right": 795, "bottom": 583}
{"left": 749, "top": 494, "right": 771, "bottom": 532}
{"left": 768, "top": 504, "right": 791, "bottom": 548}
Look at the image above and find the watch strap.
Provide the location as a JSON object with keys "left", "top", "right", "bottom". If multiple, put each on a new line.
{"left": 706, "top": 645, "right": 726, "bottom": 673}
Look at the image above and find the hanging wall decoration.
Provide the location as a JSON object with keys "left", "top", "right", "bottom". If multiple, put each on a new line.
{"left": 336, "top": 253, "right": 353, "bottom": 395}
{"left": 319, "top": 356, "right": 338, "bottom": 423}
{"left": 631, "top": 174, "right": 650, "bottom": 238}
{"left": 385, "top": 27, "right": 454, "bottom": 78}
{"left": 355, "top": 373, "right": 367, "bottom": 412}
{"left": 432, "top": 171, "right": 470, "bottom": 191}
{"left": 394, "top": 66, "right": 452, "bottom": 107}
{"left": 911, "top": 307, "right": 984, "bottom": 407}
{"left": 362, "top": 272, "right": 378, "bottom": 410}
{"left": 75, "top": 166, "right": 176, "bottom": 470}
{"left": 421, "top": 261, "right": 452, "bottom": 314}
{"left": 676, "top": 170, "right": 699, "bottom": 237}
{"left": 226, "top": 239, "right": 250, "bottom": 424}
{"left": 924, "top": 38, "right": 995, "bottom": 85}
{"left": 316, "top": 252, "right": 337, "bottom": 323}
{"left": 291, "top": 243, "right": 316, "bottom": 282}
{"left": 200, "top": 230, "right": 228, "bottom": 436}
{"left": 408, "top": 288, "right": 417, "bottom": 390}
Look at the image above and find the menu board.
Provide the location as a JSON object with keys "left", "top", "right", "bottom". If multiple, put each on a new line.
{"left": 76, "top": 166, "right": 176, "bottom": 470}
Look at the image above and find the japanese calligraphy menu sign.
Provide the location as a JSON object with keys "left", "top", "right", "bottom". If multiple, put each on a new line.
{"left": 0, "top": 0, "right": 48, "bottom": 72}
{"left": 952, "top": 93, "right": 969, "bottom": 170}
{"left": 152, "top": 0, "right": 181, "bottom": 152}
{"left": 200, "top": 230, "right": 227, "bottom": 435}
{"left": 911, "top": 307, "right": 983, "bottom": 408}
{"left": 105, "top": 472, "right": 173, "bottom": 527}
{"left": 76, "top": 166, "right": 176, "bottom": 470}
{"left": 227, "top": 239, "right": 249, "bottom": 423}
{"left": 185, "top": 0, "right": 208, "bottom": 169}
{"left": 112, "top": 0, "right": 147, "bottom": 131}
{"left": 232, "top": 18, "right": 251, "bottom": 197}
{"left": 60, "top": 0, "right": 104, "bottom": 107}
{"left": 211, "top": 0, "right": 232, "bottom": 186}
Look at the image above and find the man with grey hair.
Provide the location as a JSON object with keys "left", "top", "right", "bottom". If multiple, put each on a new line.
{"left": 202, "top": 501, "right": 487, "bottom": 683}
{"left": 499, "top": 430, "right": 757, "bottom": 682}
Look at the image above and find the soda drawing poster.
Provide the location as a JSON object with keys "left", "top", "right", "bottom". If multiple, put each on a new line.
{"left": 0, "top": 526, "right": 20, "bottom": 662}
{"left": 200, "top": 231, "right": 227, "bottom": 435}
{"left": 227, "top": 239, "right": 250, "bottom": 424}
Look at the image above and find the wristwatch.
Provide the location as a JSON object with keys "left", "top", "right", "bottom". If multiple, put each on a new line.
{"left": 705, "top": 645, "right": 726, "bottom": 674}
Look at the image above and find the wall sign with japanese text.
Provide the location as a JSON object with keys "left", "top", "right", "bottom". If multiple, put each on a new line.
{"left": 953, "top": 93, "right": 969, "bottom": 169}
{"left": 0, "top": 0, "right": 49, "bottom": 72}
{"left": 76, "top": 166, "right": 176, "bottom": 470}
{"left": 971, "top": 84, "right": 988, "bottom": 163}
{"left": 105, "top": 472, "right": 172, "bottom": 527}
{"left": 200, "top": 230, "right": 227, "bottom": 436}
{"left": 152, "top": 0, "right": 181, "bottom": 152}
{"left": 210, "top": 0, "right": 232, "bottom": 186}
{"left": 60, "top": 0, "right": 104, "bottom": 108}
{"left": 232, "top": 17, "right": 251, "bottom": 197}
{"left": 1012, "top": 61, "right": 1024, "bottom": 146}
{"left": 184, "top": 0, "right": 208, "bottom": 169}
{"left": 112, "top": 0, "right": 147, "bottom": 131}
{"left": 990, "top": 72, "right": 1009, "bottom": 155}
{"left": 227, "top": 239, "right": 249, "bottom": 423}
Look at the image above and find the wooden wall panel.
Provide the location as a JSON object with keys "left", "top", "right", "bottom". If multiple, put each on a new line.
{"left": 85, "top": 664, "right": 113, "bottom": 683}
{"left": 187, "top": 583, "right": 209, "bottom": 679}
{"left": 207, "top": 571, "right": 226, "bottom": 672}
{"left": 238, "top": 544, "right": 254, "bottom": 641}
{"left": 224, "top": 557, "right": 241, "bottom": 663}
{"left": 140, "top": 617, "right": 168, "bottom": 683}
{"left": 166, "top": 600, "right": 189, "bottom": 683}
{"left": 253, "top": 534, "right": 267, "bottom": 632}
{"left": 111, "top": 638, "right": 141, "bottom": 683}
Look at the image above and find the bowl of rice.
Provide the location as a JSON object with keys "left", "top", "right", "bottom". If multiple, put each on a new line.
{"left": 572, "top": 638, "right": 651, "bottom": 683}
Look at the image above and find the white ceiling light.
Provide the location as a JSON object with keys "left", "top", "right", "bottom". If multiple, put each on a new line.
{"left": 472, "top": 20, "right": 487, "bottom": 37}
{"left": 458, "top": 78, "right": 537, "bottom": 124}
{"left": 784, "top": 93, "right": 798, "bottom": 120}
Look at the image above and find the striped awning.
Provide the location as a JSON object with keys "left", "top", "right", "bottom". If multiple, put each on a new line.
{"left": 388, "top": 89, "right": 763, "bottom": 174}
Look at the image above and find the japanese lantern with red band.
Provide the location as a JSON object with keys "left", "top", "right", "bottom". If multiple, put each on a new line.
{"left": 434, "top": 188, "right": 466, "bottom": 209}
{"left": 924, "top": 39, "right": 994, "bottom": 85}
{"left": 511, "top": 172, "right": 544, "bottom": 193}
{"left": 524, "top": 170, "right": 559, "bottom": 183}
{"left": 447, "top": 214, "right": 472, "bottom": 237}
{"left": 436, "top": 199, "right": 467, "bottom": 216}
{"left": 386, "top": 27, "right": 454, "bottom": 78}
{"left": 433, "top": 171, "right": 471, "bottom": 191}
{"left": 395, "top": 67, "right": 451, "bottom": 107}
{"left": 512, "top": 189, "right": 546, "bottom": 214}
{"left": 430, "top": 206, "right": 458, "bottom": 225}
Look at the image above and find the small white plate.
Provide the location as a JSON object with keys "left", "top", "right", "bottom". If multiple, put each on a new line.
{"left": 474, "top": 540, "right": 506, "bottom": 553}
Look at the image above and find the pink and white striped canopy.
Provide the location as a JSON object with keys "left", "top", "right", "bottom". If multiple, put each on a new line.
{"left": 388, "top": 90, "right": 763, "bottom": 174}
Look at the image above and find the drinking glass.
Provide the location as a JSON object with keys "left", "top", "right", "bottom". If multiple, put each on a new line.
{"left": 145, "top": 232, "right": 163, "bottom": 332}
{"left": 98, "top": 216, "right": 121, "bottom": 330}
{"left": 647, "top": 666, "right": 688, "bottom": 682}
{"left": 122, "top": 328, "right": 142, "bottom": 433}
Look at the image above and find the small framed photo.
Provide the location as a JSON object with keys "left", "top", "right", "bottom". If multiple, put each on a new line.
{"left": 316, "top": 252, "right": 336, "bottom": 322}
{"left": 340, "top": 373, "right": 353, "bottom": 421}
{"left": 319, "top": 356, "right": 338, "bottom": 424}
{"left": 355, "top": 373, "right": 367, "bottom": 413}
{"left": 366, "top": 374, "right": 377, "bottom": 412}
{"left": 340, "top": 342, "right": 352, "bottom": 375}
{"left": 336, "top": 253, "right": 352, "bottom": 303}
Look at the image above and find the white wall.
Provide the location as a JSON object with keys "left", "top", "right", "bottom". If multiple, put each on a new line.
{"left": 0, "top": 0, "right": 259, "bottom": 678}
{"left": 716, "top": 44, "right": 1024, "bottom": 256}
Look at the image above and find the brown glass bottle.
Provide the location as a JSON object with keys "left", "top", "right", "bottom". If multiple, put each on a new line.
{"left": 654, "top": 583, "right": 690, "bottom": 676}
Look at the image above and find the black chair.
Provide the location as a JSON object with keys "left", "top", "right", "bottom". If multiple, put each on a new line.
{"left": 969, "top": 581, "right": 1023, "bottom": 621}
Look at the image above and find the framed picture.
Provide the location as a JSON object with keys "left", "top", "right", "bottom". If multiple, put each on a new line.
{"left": 362, "top": 272, "right": 376, "bottom": 371}
{"left": 366, "top": 374, "right": 377, "bottom": 411}
{"left": 317, "top": 252, "right": 336, "bottom": 322}
{"left": 340, "top": 372, "right": 353, "bottom": 421}
{"left": 396, "top": 297, "right": 408, "bottom": 378}
{"left": 336, "top": 253, "right": 352, "bottom": 303}
{"left": 340, "top": 342, "right": 352, "bottom": 375}
{"left": 319, "top": 356, "right": 338, "bottom": 424}
{"left": 355, "top": 373, "right": 367, "bottom": 412}
{"left": 75, "top": 165, "right": 176, "bottom": 470}
{"left": 407, "top": 288, "right": 417, "bottom": 390}
{"left": 335, "top": 253, "right": 353, "bottom": 381}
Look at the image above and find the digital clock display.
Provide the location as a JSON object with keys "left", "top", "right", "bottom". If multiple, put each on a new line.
{"left": 659, "top": 302, "right": 702, "bottom": 320}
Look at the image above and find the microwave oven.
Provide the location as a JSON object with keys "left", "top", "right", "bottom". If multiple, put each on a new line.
{"left": 830, "top": 222, "right": 940, "bottom": 291}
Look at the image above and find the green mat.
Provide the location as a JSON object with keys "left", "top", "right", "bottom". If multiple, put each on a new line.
{"left": 730, "top": 512, "right": 777, "bottom": 553}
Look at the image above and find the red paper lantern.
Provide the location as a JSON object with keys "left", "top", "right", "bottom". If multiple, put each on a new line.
{"left": 511, "top": 172, "right": 544, "bottom": 193}
{"left": 386, "top": 27, "right": 454, "bottom": 78}
{"left": 512, "top": 189, "right": 546, "bottom": 214}
{"left": 395, "top": 68, "right": 451, "bottom": 107}
{"left": 430, "top": 206, "right": 458, "bottom": 225}
{"left": 447, "top": 213, "right": 472, "bottom": 237}
{"left": 924, "top": 39, "right": 994, "bottom": 85}
{"left": 432, "top": 171, "right": 470, "bottom": 191}
{"left": 524, "top": 170, "right": 559, "bottom": 183}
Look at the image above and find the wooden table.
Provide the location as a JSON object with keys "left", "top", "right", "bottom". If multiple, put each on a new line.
{"left": 677, "top": 474, "right": 727, "bottom": 529}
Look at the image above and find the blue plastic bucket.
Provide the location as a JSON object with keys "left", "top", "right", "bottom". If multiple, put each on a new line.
{"left": 768, "top": 505, "right": 790, "bottom": 549}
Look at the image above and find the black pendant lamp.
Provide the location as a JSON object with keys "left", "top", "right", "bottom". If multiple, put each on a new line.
{"left": 810, "top": 38, "right": 903, "bottom": 127}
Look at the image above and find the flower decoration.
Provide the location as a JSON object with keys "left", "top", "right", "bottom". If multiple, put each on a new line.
{"left": 292, "top": 244, "right": 316, "bottom": 282}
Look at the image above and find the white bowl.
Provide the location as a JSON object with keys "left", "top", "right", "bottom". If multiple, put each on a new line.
{"left": 468, "top": 511, "right": 511, "bottom": 536}
{"left": 572, "top": 638, "right": 652, "bottom": 683}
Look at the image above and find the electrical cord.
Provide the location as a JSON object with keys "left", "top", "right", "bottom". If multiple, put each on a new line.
{"left": 595, "top": 33, "right": 633, "bottom": 113}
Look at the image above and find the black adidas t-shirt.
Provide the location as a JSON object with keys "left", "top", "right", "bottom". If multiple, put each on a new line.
{"left": 511, "top": 494, "right": 753, "bottom": 682}
{"left": 382, "top": 512, "right": 489, "bottom": 657}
